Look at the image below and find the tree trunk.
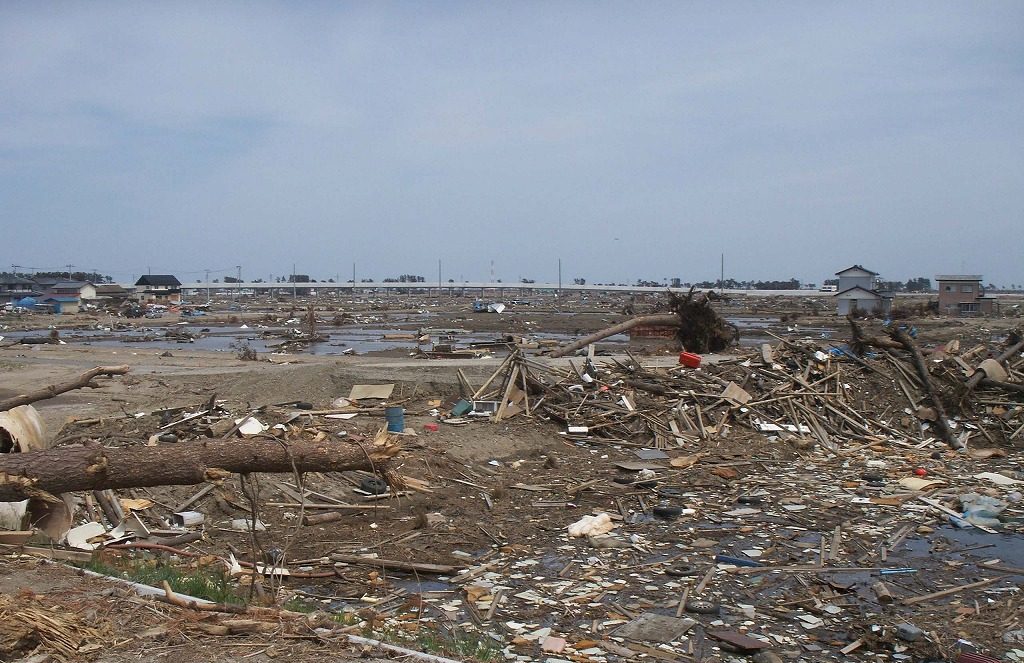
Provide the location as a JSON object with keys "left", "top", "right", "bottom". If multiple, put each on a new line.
{"left": 890, "top": 328, "right": 960, "bottom": 449}
{"left": 0, "top": 366, "right": 130, "bottom": 412}
{"left": 0, "top": 437, "right": 400, "bottom": 502}
{"left": 549, "top": 314, "right": 681, "bottom": 358}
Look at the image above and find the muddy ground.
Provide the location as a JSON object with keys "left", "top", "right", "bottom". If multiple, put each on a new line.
{"left": 1, "top": 294, "right": 1022, "bottom": 663}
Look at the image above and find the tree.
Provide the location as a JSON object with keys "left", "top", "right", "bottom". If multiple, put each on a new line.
{"left": 573, "top": 277, "right": 586, "bottom": 285}
{"left": 905, "top": 277, "right": 931, "bottom": 292}
{"left": 32, "top": 271, "right": 112, "bottom": 283}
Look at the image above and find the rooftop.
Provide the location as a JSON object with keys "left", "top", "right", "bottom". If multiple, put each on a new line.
{"left": 135, "top": 275, "right": 181, "bottom": 287}
{"left": 936, "top": 275, "right": 983, "bottom": 281}
{"left": 835, "top": 264, "right": 879, "bottom": 276}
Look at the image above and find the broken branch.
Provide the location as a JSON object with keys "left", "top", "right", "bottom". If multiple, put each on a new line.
{"left": 0, "top": 366, "right": 131, "bottom": 412}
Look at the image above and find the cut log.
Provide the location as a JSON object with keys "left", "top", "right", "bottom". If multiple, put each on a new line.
{"left": 549, "top": 314, "right": 681, "bottom": 358}
{"left": 0, "top": 366, "right": 131, "bottom": 412}
{"left": 0, "top": 436, "right": 401, "bottom": 502}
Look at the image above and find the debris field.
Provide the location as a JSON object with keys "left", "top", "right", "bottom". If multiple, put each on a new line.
{"left": 0, "top": 312, "right": 1022, "bottom": 663}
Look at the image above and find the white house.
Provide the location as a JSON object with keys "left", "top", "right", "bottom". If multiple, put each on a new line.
{"left": 834, "top": 265, "right": 892, "bottom": 316}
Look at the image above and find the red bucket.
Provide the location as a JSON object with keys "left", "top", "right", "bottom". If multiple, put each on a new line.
{"left": 679, "top": 352, "right": 701, "bottom": 368}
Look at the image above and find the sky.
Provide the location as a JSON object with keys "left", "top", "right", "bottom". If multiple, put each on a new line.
{"left": 1, "top": 2, "right": 1022, "bottom": 287}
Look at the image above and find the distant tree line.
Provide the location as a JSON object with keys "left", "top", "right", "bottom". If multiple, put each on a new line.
{"left": 2, "top": 271, "right": 113, "bottom": 283}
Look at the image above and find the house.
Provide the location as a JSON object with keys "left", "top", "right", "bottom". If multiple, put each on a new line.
{"left": 93, "top": 284, "right": 134, "bottom": 304}
{"left": 43, "top": 297, "right": 81, "bottom": 315}
{"left": 935, "top": 275, "right": 996, "bottom": 316}
{"left": 31, "top": 277, "right": 61, "bottom": 291}
{"left": 833, "top": 265, "right": 892, "bottom": 316}
{"left": 46, "top": 281, "right": 96, "bottom": 301}
{"left": 0, "top": 276, "right": 40, "bottom": 305}
{"left": 135, "top": 275, "right": 182, "bottom": 305}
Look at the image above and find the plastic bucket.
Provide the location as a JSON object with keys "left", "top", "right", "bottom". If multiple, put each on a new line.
{"left": 385, "top": 407, "right": 405, "bottom": 433}
{"left": 679, "top": 352, "right": 702, "bottom": 368}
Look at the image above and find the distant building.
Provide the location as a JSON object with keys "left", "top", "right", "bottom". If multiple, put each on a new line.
{"left": 135, "top": 275, "right": 182, "bottom": 305}
{"left": 46, "top": 281, "right": 96, "bottom": 302}
{"left": 935, "top": 275, "right": 996, "bottom": 316}
{"left": 0, "top": 276, "right": 40, "bottom": 305}
{"left": 42, "top": 297, "right": 81, "bottom": 314}
{"left": 93, "top": 284, "right": 134, "bottom": 304}
{"left": 833, "top": 265, "right": 892, "bottom": 316}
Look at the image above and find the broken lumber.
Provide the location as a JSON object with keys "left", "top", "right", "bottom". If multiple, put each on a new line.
{"left": 0, "top": 365, "right": 130, "bottom": 412}
{"left": 0, "top": 436, "right": 401, "bottom": 502}
{"left": 329, "top": 554, "right": 459, "bottom": 575}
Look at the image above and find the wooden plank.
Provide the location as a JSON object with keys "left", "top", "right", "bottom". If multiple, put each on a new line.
{"left": 330, "top": 554, "right": 460, "bottom": 575}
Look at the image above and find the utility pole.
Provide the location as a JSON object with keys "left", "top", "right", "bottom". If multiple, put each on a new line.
{"left": 719, "top": 253, "right": 724, "bottom": 290}
{"left": 205, "top": 269, "right": 211, "bottom": 304}
{"left": 438, "top": 259, "right": 442, "bottom": 298}
{"left": 557, "top": 258, "right": 562, "bottom": 296}
{"left": 292, "top": 262, "right": 297, "bottom": 299}
{"left": 66, "top": 264, "right": 74, "bottom": 280}
{"left": 234, "top": 265, "right": 241, "bottom": 302}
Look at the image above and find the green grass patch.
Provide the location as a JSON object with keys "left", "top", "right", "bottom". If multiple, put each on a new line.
{"left": 81, "top": 557, "right": 244, "bottom": 606}
{"left": 368, "top": 624, "right": 502, "bottom": 662}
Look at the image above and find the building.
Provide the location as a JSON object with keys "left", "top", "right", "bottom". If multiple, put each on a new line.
{"left": 0, "top": 276, "right": 40, "bottom": 305}
{"left": 42, "top": 297, "right": 81, "bottom": 314}
{"left": 93, "top": 284, "right": 135, "bottom": 304}
{"left": 46, "top": 281, "right": 96, "bottom": 301}
{"left": 935, "top": 275, "right": 996, "bottom": 316}
{"left": 135, "top": 275, "right": 182, "bottom": 305}
{"left": 833, "top": 265, "right": 892, "bottom": 316}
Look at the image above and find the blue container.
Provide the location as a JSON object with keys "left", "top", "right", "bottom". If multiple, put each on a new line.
{"left": 385, "top": 407, "right": 405, "bottom": 433}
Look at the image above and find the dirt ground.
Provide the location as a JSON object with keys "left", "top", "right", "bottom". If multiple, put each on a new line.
{"left": 1, "top": 295, "right": 1023, "bottom": 662}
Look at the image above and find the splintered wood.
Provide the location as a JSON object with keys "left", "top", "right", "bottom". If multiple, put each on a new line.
{"left": 487, "top": 327, "right": 1024, "bottom": 451}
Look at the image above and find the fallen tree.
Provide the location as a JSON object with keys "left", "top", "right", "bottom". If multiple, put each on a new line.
{"left": 550, "top": 289, "right": 737, "bottom": 358}
{"left": 549, "top": 314, "right": 681, "bottom": 358}
{"left": 0, "top": 436, "right": 401, "bottom": 502}
{"left": 0, "top": 365, "right": 130, "bottom": 412}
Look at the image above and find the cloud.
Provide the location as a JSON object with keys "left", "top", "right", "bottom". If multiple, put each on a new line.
{"left": 1, "top": 2, "right": 1022, "bottom": 284}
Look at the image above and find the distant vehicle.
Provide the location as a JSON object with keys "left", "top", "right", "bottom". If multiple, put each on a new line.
{"left": 819, "top": 285, "right": 838, "bottom": 293}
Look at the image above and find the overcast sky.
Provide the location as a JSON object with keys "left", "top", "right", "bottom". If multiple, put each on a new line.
{"left": 2, "top": 2, "right": 1022, "bottom": 286}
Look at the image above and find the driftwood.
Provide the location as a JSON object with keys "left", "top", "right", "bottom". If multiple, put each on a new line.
{"left": 0, "top": 436, "right": 400, "bottom": 502}
{"left": 846, "top": 316, "right": 902, "bottom": 354}
{"left": 889, "top": 328, "right": 960, "bottom": 449}
{"left": 0, "top": 365, "right": 130, "bottom": 412}
{"left": 549, "top": 314, "right": 681, "bottom": 358}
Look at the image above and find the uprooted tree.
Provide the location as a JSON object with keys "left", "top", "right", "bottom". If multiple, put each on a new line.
{"left": 550, "top": 288, "right": 737, "bottom": 358}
